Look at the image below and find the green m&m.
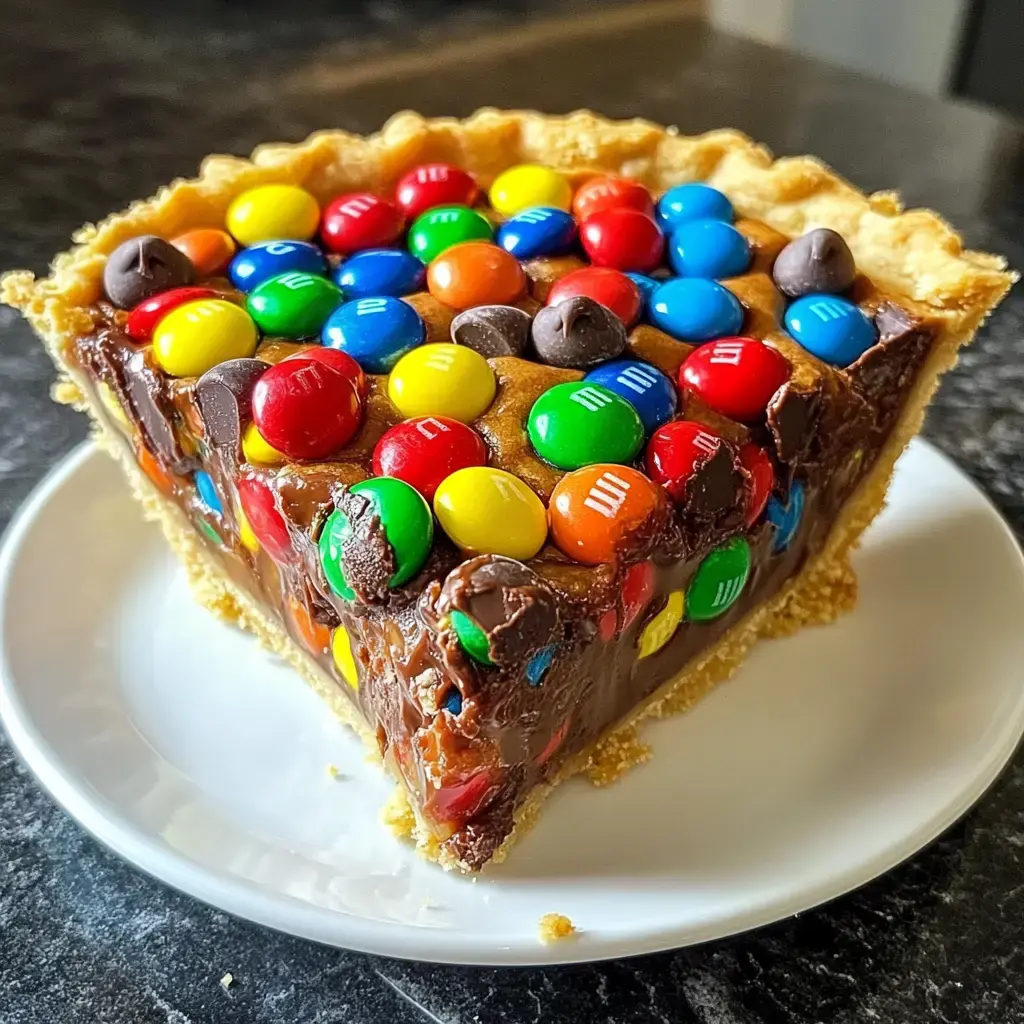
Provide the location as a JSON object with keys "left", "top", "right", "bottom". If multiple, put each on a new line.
{"left": 408, "top": 205, "right": 492, "bottom": 263}
{"left": 686, "top": 537, "right": 751, "bottom": 621}
{"left": 527, "top": 381, "right": 644, "bottom": 470}
{"left": 246, "top": 271, "right": 341, "bottom": 339}
{"left": 450, "top": 610, "right": 494, "bottom": 666}
{"left": 319, "top": 477, "right": 434, "bottom": 601}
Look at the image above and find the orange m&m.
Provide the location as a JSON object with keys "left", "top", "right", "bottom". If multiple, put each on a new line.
{"left": 427, "top": 242, "right": 526, "bottom": 310}
{"left": 171, "top": 228, "right": 237, "bottom": 277}
{"left": 549, "top": 464, "right": 666, "bottom": 564}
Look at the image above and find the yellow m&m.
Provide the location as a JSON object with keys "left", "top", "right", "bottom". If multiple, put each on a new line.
{"left": 152, "top": 299, "right": 258, "bottom": 378}
{"left": 241, "top": 422, "right": 286, "bottom": 465}
{"left": 225, "top": 184, "right": 320, "bottom": 246}
{"left": 638, "top": 591, "right": 685, "bottom": 659}
{"left": 433, "top": 466, "right": 548, "bottom": 560}
{"left": 237, "top": 506, "right": 259, "bottom": 552}
{"left": 388, "top": 343, "right": 496, "bottom": 423}
{"left": 489, "top": 164, "right": 572, "bottom": 217}
{"left": 332, "top": 625, "right": 359, "bottom": 689}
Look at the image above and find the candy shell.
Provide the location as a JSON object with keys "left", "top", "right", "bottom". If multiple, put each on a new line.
{"left": 287, "top": 346, "right": 367, "bottom": 398}
{"left": 332, "top": 626, "right": 359, "bottom": 688}
{"left": 679, "top": 337, "right": 790, "bottom": 422}
{"left": 739, "top": 442, "right": 774, "bottom": 526}
{"left": 226, "top": 185, "right": 320, "bottom": 246}
{"left": 246, "top": 271, "right": 342, "bottom": 339}
{"left": 686, "top": 537, "right": 751, "bottom": 621}
{"left": 668, "top": 218, "right": 751, "bottom": 279}
{"left": 388, "top": 343, "right": 496, "bottom": 423}
{"left": 584, "top": 358, "right": 677, "bottom": 433}
{"left": 547, "top": 266, "right": 642, "bottom": 327}
{"left": 496, "top": 206, "right": 577, "bottom": 260}
{"left": 489, "top": 164, "right": 572, "bottom": 217}
{"left": 579, "top": 207, "right": 665, "bottom": 273}
{"left": 572, "top": 176, "right": 654, "bottom": 221}
{"left": 171, "top": 228, "right": 236, "bottom": 277}
{"left": 644, "top": 420, "right": 731, "bottom": 503}
{"left": 656, "top": 182, "right": 733, "bottom": 231}
{"left": 320, "top": 193, "right": 403, "bottom": 254}
{"left": 321, "top": 296, "right": 425, "bottom": 374}
{"left": 525, "top": 644, "right": 557, "bottom": 686}
{"left": 237, "top": 475, "right": 294, "bottom": 562}
{"left": 229, "top": 240, "right": 328, "bottom": 292}
{"left": 333, "top": 248, "right": 426, "bottom": 299}
{"left": 783, "top": 294, "right": 877, "bottom": 366}
{"left": 450, "top": 610, "right": 493, "bottom": 666}
{"left": 638, "top": 591, "right": 685, "bottom": 658}
{"left": 126, "top": 286, "right": 218, "bottom": 342}
{"left": 395, "top": 163, "right": 479, "bottom": 220}
{"left": 194, "top": 470, "right": 223, "bottom": 515}
{"left": 152, "top": 298, "right": 258, "bottom": 378}
{"left": 408, "top": 205, "right": 492, "bottom": 263}
{"left": 650, "top": 277, "right": 744, "bottom": 342}
{"left": 427, "top": 242, "right": 526, "bottom": 310}
{"left": 241, "top": 422, "right": 287, "bottom": 465}
{"left": 766, "top": 479, "right": 805, "bottom": 552}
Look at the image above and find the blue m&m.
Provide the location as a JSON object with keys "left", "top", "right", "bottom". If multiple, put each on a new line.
{"left": 321, "top": 296, "right": 425, "bottom": 373}
{"left": 584, "top": 359, "right": 677, "bottom": 433}
{"left": 496, "top": 206, "right": 577, "bottom": 260}
{"left": 625, "top": 272, "right": 659, "bottom": 312}
{"left": 525, "top": 644, "right": 558, "bottom": 686}
{"left": 783, "top": 295, "right": 877, "bottom": 366}
{"left": 333, "top": 248, "right": 426, "bottom": 299}
{"left": 195, "top": 470, "right": 223, "bottom": 515}
{"left": 668, "top": 219, "right": 750, "bottom": 279}
{"left": 657, "top": 183, "right": 733, "bottom": 232}
{"left": 650, "top": 277, "right": 744, "bottom": 342}
{"left": 766, "top": 479, "right": 805, "bottom": 552}
{"left": 229, "top": 240, "right": 327, "bottom": 292}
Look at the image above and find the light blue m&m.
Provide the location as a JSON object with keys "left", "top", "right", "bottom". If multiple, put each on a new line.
{"left": 650, "top": 277, "right": 744, "bottom": 342}
{"left": 625, "top": 272, "right": 659, "bottom": 313}
{"left": 194, "top": 470, "right": 223, "bottom": 515}
{"left": 333, "top": 248, "right": 426, "bottom": 299}
{"left": 321, "top": 296, "right": 425, "bottom": 373}
{"left": 584, "top": 359, "right": 677, "bottom": 433}
{"left": 657, "top": 182, "right": 733, "bottom": 232}
{"left": 496, "top": 206, "right": 577, "bottom": 259}
{"left": 229, "top": 240, "right": 327, "bottom": 292}
{"left": 668, "top": 219, "right": 751, "bottom": 279}
{"left": 766, "top": 479, "right": 805, "bottom": 552}
{"left": 783, "top": 294, "right": 876, "bottom": 366}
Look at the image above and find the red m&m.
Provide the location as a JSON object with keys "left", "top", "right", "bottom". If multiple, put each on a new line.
{"left": 679, "top": 337, "right": 790, "bottom": 422}
{"left": 126, "top": 286, "right": 218, "bottom": 342}
{"left": 739, "top": 442, "right": 774, "bottom": 526}
{"left": 549, "top": 464, "right": 666, "bottom": 564}
{"left": 284, "top": 346, "right": 367, "bottom": 398}
{"left": 395, "top": 163, "right": 479, "bottom": 220}
{"left": 372, "top": 417, "right": 488, "bottom": 500}
{"left": 236, "top": 476, "right": 295, "bottom": 563}
{"left": 252, "top": 358, "right": 362, "bottom": 460}
{"left": 547, "top": 266, "right": 642, "bottom": 327}
{"left": 320, "top": 193, "right": 403, "bottom": 255}
{"left": 572, "top": 176, "right": 654, "bottom": 222}
{"left": 579, "top": 208, "right": 664, "bottom": 274}
{"left": 645, "top": 420, "right": 734, "bottom": 503}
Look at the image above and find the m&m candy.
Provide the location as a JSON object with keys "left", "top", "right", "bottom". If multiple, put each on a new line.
{"left": 572, "top": 176, "right": 654, "bottom": 221}
{"left": 621, "top": 560, "right": 657, "bottom": 631}
{"left": 372, "top": 416, "right": 488, "bottom": 500}
{"left": 656, "top": 182, "right": 733, "bottom": 232}
{"left": 584, "top": 359, "right": 677, "bottom": 433}
{"left": 450, "top": 611, "right": 494, "bottom": 666}
{"left": 489, "top": 164, "right": 572, "bottom": 217}
{"left": 229, "top": 240, "right": 328, "bottom": 292}
{"left": 638, "top": 591, "right": 685, "bottom": 658}
{"left": 332, "top": 626, "right": 359, "bottom": 688}
{"left": 783, "top": 295, "right": 877, "bottom": 366}
{"left": 766, "top": 479, "right": 805, "bottom": 552}
{"left": 152, "top": 299, "right": 258, "bottom": 377}
{"left": 549, "top": 464, "right": 666, "bottom": 564}
{"left": 408, "top": 205, "right": 492, "bottom": 264}
{"left": 126, "top": 286, "right": 218, "bottom": 342}
{"left": 333, "top": 248, "right": 426, "bottom": 299}
{"left": 579, "top": 208, "right": 665, "bottom": 274}
{"left": 194, "top": 470, "right": 223, "bottom": 515}
{"left": 650, "top": 277, "right": 744, "bottom": 342}
{"left": 322, "top": 296, "right": 425, "bottom": 373}
{"left": 739, "top": 442, "right": 774, "bottom": 526}
{"left": 668, "top": 219, "right": 751, "bottom": 279}
{"left": 395, "top": 163, "right": 479, "bottom": 220}
{"left": 388, "top": 343, "right": 496, "bottom": 422}
{"left": 251, "top": 358, "right": 362, "bottom": 459}
{"left": 547, "top": 266, "right": 642, "bottom": 327}
{"left": 241, "top": 422, "right": 286, "bottom": 465}
{"left": 679, "top": 337, "right": 790, "bottom": 422}
{"left": 226, "top": 185, "right": 320, "bottom": 246}
{"left": 625, "top": 272, "right": 659, "bottom": 311}
{"left": 427, "top": 242, "right": 526, "bottom": 309}
{"left": 496, "top": 207, "right": 577, "bottom": 259}
{"left": 433, "top": 467, "right": 548, "bottom": 559}
{"left": 171, "top": 228, "right": 236, "bottom": 277}
{"left": 319, "top": 477, "right": 434, "bottom": 600}
{"left": 237, "top": 476, "right": 294, "bottom": 562}
{"left": 246, "top": 272, "right": 342, "bottom": 339}
{"left": 320, "top": 193, "right": 403, "bottom": 255}
{"left": 686, "top": 537, "right": 751, "bottom": 621}
{"left": 644, "top": 420, "right": 732, "bottom": 503}
{"left": 527, "top": 381, "right": 644, "bottom": 470}
{"left": 525, "top": 644, "right": 558, "bottom": 686}
{"left": 285, "top": 346, "right": 366, "bottom": 398}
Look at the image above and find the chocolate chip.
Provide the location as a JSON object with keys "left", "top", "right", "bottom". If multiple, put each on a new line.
{"left": 196, "top": 358, "right": 268, "bottom": 452}
{"left": 103, "top": 235, "right": 195, "bottom": 309}
{"left": 439, "top": 555, "right": 560, "bottom": 668}
{"left": 772, "top": 228, "right": 856, "bottom": 298}
{"left": 123, "top": 347, "right": 193, "bottom": 473}
{"left": 767, "top": 383, "right": 822, "bottom": 465}
{"left": 531, "top": 296, "right": 627, "bottom": 369}
{"left": 451, "top": 305, "right": 531, "bottom": 358}
{"left": 333, "top": 487, "right": 397, "bottom": 605}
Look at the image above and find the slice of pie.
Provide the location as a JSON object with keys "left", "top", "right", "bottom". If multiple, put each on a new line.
{"left": 4, "top": 110, "right": 1013, "bottom": 872}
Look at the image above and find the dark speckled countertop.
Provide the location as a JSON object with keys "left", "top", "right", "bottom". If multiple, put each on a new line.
{"left": 3, "top": 1, "right": 1024, "bottom": 1021}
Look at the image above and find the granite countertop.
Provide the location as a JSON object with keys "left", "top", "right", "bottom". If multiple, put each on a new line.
{"left": 3, "top": 1, "right": 1024, "bottom": 1021}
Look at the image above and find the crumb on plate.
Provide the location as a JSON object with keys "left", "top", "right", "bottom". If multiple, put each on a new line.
{"left": 219, "top": 973, "right": 234, "bottom": 990}
{"left": 538, "top": 913, "right": 576, "bottom": 944}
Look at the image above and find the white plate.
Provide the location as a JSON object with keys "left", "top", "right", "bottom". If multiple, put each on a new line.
{"left": 2, "top": 441, "right": 1023, "bottom": 965}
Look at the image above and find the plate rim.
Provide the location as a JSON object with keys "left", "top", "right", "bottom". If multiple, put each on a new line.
{"left": 2, "top": 439, "right": 1023, "bottom": 966}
